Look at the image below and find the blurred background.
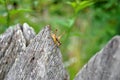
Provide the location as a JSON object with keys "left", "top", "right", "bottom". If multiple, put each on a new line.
{"left": 0, "top": 0, "right": 120, "bottom": 79}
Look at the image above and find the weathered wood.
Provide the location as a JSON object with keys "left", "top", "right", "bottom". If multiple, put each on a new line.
{"left": 0, "top": 23, "right": 35, "bottom": 80}
{"left": 74, "top": 36, "right": 120, "bottom": 80}
{"left": 1, "top": 23, "right": 120, "bottom": 80}
{"left": 0, "top": 23, "right": 69, "bottom": 80}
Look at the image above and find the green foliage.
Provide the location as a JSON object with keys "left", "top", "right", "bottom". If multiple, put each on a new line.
{"left": 0, "top": 0, "right": 120, "bottom": 80}
{"left": 67, "top": 0, "right": 94, "bottom": 14}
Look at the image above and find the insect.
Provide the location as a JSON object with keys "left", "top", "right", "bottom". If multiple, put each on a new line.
{"left": 51, "top": 29, "right": 64, "bottom": 46}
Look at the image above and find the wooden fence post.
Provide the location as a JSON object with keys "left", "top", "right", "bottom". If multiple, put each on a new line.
{"left": 74, "top": 36, "right": 120, "bottom": 80}
{"left": 0, "top": 23, "right": 69, "bottom": 80}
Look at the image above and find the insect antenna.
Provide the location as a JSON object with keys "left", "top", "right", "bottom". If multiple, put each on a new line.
{"left": 58, "top": 31, "right": 65, "bottom": 40}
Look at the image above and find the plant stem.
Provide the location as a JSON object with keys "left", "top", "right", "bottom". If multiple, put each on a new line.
{"left": 5, "top": 0, "right": 10, "bottom": 27}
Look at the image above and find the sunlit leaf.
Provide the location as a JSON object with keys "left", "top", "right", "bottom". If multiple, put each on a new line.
{"left": 76, "top": 1, "right": 94, "bottom": 13}
{"left": 67, "top": 0, "right": 95, "bottom": 14}
{"left": 68, "top": 19, "right": 75, "bottom": 27}
{"left": 66, "top": 2, "right": 77, "bottom": 8}
{"left": 0, "top": 0, "right": 4, "bottom": 4}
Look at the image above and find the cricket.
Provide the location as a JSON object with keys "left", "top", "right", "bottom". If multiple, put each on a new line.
{"left": 51, "top": 29, "right": 64, "bottom": 46}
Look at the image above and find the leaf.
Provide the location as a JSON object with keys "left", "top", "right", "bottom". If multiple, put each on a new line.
{"left": 0, "top": 16, "right": 6, "bottom": 24}
{"left": 68, "top": 18, "right": 75, "bottom": 27}
{"left": 0, "top": 0, "right": 4, "bottom": 4}
{"left": 66, "top": 1, "right": 77, "bottom": 8}
{"left": 0, "top": 10, "right": 6, "bottom": 16}
{"left": 9, "top": 9, "right": 32, "bottom": 15}
{"left": 70, "top": 31, "right": 83, "bottom": 37}
{"left": 75, "top": 1, "right": 94, "bottom": 13}
{"left": 67, "top": 1, "right": 95, "bottom": 14}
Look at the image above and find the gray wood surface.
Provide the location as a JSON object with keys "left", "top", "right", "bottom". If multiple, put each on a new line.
{"left": 74, "top": 36, "right": 120, "bottom": 80}
{"left": 1, "top": 23, "right": 120, "bottom": 80}
{"left": 0, "top": 23, "right": 69, "bottom": 80}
